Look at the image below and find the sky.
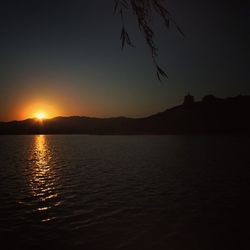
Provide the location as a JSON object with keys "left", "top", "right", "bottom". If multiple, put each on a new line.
{"left": 0, "top": 0, "right": 249, "bottom": 121}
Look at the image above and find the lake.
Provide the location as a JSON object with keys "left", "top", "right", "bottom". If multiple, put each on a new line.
{"left": 0, "top": 135, "right": 249, "bottom": 249}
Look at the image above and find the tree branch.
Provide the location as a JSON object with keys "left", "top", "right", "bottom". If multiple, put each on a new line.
{"left": 114, "top": 0, "right": 184, "bottom": 81}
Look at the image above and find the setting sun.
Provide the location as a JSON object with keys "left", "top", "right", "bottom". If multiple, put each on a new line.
{"left": 21, "top": 101, "right": 61, "bottom": 121}
{"left": 36, "top": 112, "right": 46, "bottom": 120}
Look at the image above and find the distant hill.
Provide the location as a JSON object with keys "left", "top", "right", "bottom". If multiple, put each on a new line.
{"left": 1, "top": 94, "right": 250, "bottom": 135}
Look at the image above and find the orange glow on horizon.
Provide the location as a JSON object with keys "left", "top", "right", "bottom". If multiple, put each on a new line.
{"left": 11, "top": 94, "right": 89, "bottom": 122}
{"left": 19, "top": 101, "right": 61, "bottom": 121}
{"left": 35, "top": 112, "right": 46, "bottom": 120}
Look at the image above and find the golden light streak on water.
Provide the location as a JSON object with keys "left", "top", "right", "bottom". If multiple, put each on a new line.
{"left": 27, "top": 135, "right": 61, "bottom": 221}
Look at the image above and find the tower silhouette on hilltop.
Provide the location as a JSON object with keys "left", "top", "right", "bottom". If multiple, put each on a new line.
{"left": 183, "top": 93, "right": 194, "bottom": 106}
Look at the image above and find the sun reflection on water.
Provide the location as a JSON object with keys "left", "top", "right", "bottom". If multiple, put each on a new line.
{"left": 27, "top": 135, "right": 61, "bottom": 221}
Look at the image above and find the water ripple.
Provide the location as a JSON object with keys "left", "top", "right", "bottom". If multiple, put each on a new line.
{"left": 0, "top": 135, "right": 250, "bottom": 249}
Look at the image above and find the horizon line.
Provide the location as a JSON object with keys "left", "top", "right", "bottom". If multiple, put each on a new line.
{"left": 1, "top": 93, "right": 248, "bottom": 123}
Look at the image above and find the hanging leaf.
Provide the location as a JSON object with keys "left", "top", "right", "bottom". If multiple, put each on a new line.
{"left": 114, "top": 0, "right": 184, "bottom": 80}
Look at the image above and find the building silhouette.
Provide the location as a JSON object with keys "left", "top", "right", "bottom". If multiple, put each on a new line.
{"left": 183, "top": 93, "right": 194, "bottom": 106}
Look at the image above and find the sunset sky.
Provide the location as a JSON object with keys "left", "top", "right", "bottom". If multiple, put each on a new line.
{"left": 0, "top": 0, "right": 249, "bottom": 121}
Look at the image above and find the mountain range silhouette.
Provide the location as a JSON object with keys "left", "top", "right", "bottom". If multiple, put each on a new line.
{"left": 1, "top": 94, "right": 250, "bottom": 135}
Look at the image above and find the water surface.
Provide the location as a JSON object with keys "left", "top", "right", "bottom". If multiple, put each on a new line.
{"left": 0, "top": 135, "right": 249, "bottom": 249}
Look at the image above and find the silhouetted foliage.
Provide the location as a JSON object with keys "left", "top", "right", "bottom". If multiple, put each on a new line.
{"left": 114, "top": 0, "right": 184, "bottom": 80}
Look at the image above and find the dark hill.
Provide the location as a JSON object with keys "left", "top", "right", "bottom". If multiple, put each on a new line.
{"left": 1, "top": 95, "right": 250, "bottom": 135}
